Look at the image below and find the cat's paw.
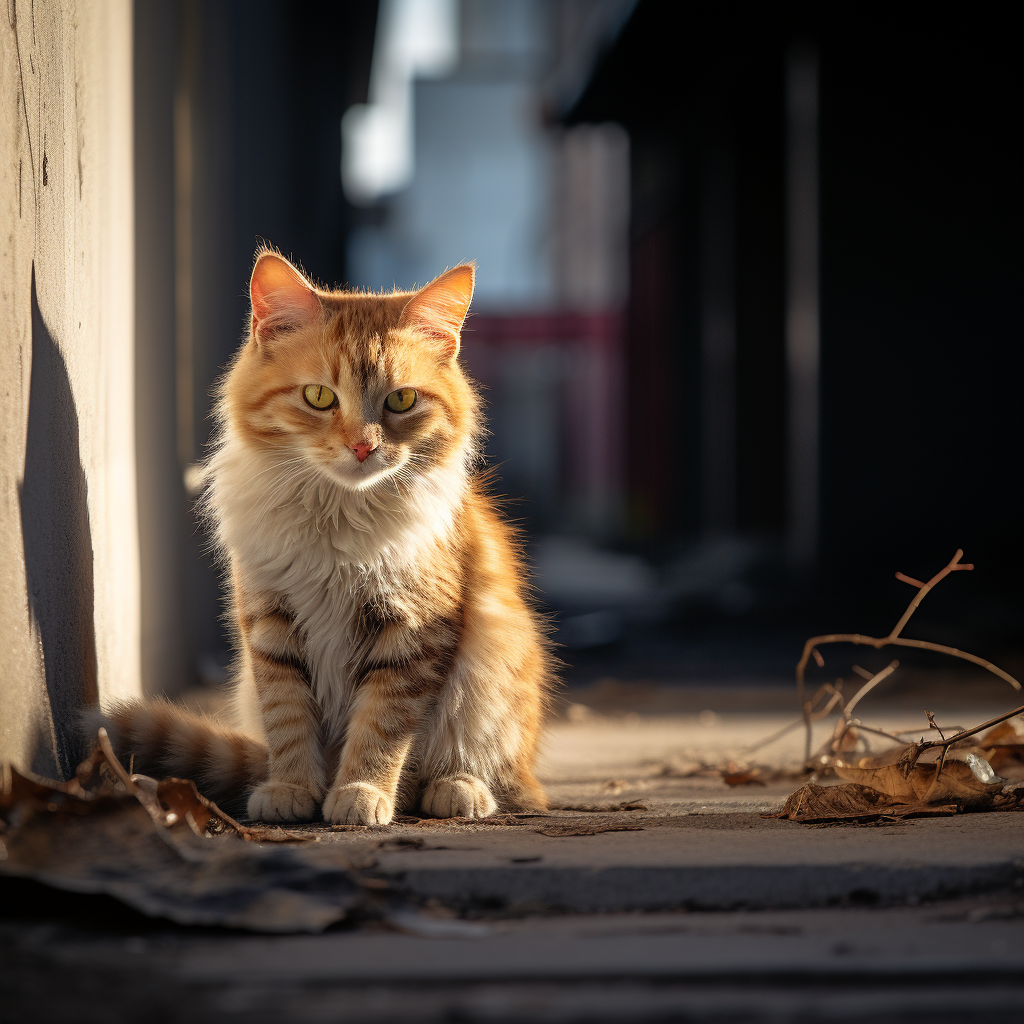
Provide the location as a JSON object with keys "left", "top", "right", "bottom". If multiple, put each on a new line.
{"left": 421, "top": 774, "right": 497, "bottom": 819}
{"left": 323, "top": 782, "right": 394, "bottom": 825}
{"left": 247, "top": 782, "right": 319, "bottom": 823}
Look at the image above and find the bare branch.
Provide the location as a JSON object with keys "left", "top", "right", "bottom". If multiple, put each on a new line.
{"left": 845, "top": 660, "right": 899, "bottom": 717}
{"left": 914, "top": 704, "right": 1024, "bottom": 758}
{"left": 925, "top": 709, "right": 945, "bottom": 741}
{"left": 794, "top": 551, "right": 1019, "bottom": 763}
{"left": 889, "top": 549, "right": 973, "bottom": 642}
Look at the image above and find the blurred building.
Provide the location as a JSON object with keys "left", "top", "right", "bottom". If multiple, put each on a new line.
{"left": 136, "top": 0, "right": 1023, "bottom": 696}
{"left": 344, "top": 0, "right": 634, "bottom": 539}
{"left": 345, "top": 0, "right": 1022, "bottom": 660}
{"left": 561, "top": 3, "right": 1022, "bottom": 640}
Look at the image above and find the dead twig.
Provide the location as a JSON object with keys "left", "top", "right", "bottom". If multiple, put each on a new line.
{"left": 826, "top": 662, "right": 900, "bottom": 757}
{"left": 742, "top": 683, "right": 844, "bottom": 757}
{"left": 795, "top": 550, "right": 1021, "bottom": 761}
{"left": 907, "top": 702, "right": 1024, "bottom": 767}
{"left": 844, "top": 661, "right": 899, "bottom": 718}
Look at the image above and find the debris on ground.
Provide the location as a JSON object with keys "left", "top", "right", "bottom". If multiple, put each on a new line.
{"left": 0, "top": 730, "right": 381, "bottom": 933}
{"left": 534, "top": 822, "right": 646, "bottom": 837}
{"left": 552, "top": 800, "right": 648, "bottom": 812}
{"left": 748, "top": 551, "right": 1024, "bottom": 825}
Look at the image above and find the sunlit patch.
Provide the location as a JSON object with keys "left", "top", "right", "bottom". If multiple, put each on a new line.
{"left": 385, "top": 388, "right": 417, "bottom": 413}
{"left": 303, "top": 384, "right": 336, "bottom": 410}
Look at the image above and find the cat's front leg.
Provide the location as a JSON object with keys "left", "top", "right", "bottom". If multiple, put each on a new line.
{"left": 238, "top": 595, "right": 325, "bottom": 822}
{"left": 322, "top": 669, "right": 425, "bottom": 825}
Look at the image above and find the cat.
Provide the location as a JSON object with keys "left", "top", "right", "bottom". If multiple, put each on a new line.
{"left": 95, "top": 249, "right": 554, "bottom": 824}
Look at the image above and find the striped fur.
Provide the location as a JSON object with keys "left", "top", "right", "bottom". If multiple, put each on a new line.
{"left": 99, "top": 253, "right": 554, "bottom": 824}
{"left": 87, "top": 700, "right": 268, "bottom": 814}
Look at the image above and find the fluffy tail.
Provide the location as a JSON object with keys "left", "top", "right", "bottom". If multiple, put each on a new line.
{"left": 85, "top": 700, "right": 268, "bottom": 811}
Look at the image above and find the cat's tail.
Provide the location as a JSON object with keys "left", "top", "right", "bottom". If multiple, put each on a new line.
{"left": 84, "top": 699, "right": 268, "bottom": 809}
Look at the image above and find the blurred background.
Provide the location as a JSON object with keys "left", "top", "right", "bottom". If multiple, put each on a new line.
{"left": 135, "top": 0, "right": 1022, "bottom": 701}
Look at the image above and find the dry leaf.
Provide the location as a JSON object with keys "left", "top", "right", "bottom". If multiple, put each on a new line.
{"left": 0, "top": 737, "right": 377, "bottom": 933}
{"left": 979, "top": 720, "right": 1024, "bottom": 745}
{"left": 129, "top": 775, "right": 305, "bottom": 844}
{"left": 977, "top": 720, "right": 1024, "bottom": 771}
{"left": 985, "top": 745, "right": 1024, "bottom": 772}
{"left": 769, "top": 783, "right": 961, "bottom": 824}
{"left": 834, "top": 747, "right": 1004, "bottom": 805}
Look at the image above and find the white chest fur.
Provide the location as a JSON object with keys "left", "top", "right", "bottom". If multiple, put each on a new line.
{"left": 207, "top": 440, "right": 464, "bottom": 737}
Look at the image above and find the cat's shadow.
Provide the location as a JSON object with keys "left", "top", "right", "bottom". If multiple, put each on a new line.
{"left": 19, "top": 266, "right": 98, "bottom": 779}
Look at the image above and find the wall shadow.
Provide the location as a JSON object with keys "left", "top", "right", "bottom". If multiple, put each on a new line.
{"left": 19, "top": 267, "right": 98, "bottom": 778}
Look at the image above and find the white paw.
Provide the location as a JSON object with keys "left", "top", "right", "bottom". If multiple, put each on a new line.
{"left": 323, "top": 782, "right": 394, "bottom": 825}
{"left": 247, "top": 782, "right": 319, "bottom": 823}
{"left": 421, "top": 774, "right": 497, "bottom": 819}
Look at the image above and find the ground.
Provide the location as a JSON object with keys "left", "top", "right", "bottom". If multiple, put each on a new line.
{"left": 3, "top": 679, "right": 1024, "bottom": 1022}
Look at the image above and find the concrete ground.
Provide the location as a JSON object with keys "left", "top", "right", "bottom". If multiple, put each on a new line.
{"left": 4, "top": 681, "right": 1024, "bottom": 1022}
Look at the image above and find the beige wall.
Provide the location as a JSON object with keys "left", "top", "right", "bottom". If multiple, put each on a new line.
{"left": 1, "top": 0, "right": 141, "bottom": 777}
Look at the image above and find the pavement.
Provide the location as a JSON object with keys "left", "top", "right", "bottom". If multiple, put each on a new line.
{"left": 306, "top": 683, "right": 1024, "bottom": 913}
{"left": 4, "top": 680, "right": 1024, "bottom": 1022}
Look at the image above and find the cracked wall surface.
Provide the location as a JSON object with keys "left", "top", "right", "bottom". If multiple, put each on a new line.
{"left": 1, "top": 0, "right": 140, "bottom": 777}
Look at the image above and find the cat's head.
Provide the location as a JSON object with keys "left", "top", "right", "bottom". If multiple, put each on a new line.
{"left": 219, "top": 249, "right": 480, "bottom": 493}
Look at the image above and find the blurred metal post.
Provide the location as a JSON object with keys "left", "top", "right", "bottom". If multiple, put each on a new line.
{"left": 700, "top": 142, "right": 737, "bottom": 536}
{"left": 174, "top": 0, "right": 198, "bottom": 471}
{"left": 785, "top": 44, "right": 819, "bottom": 568}
{"left": 134, "top": 0, "right": 192, "bottom": 696}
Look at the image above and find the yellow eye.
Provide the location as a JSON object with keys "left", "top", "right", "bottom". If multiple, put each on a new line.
{"left": 303, "top": 384, "right": 336, "bottom": 410}
{"left": 385, "top": 388, "right": 417, "bottom": 413}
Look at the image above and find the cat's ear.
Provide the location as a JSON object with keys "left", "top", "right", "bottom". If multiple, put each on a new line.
{"left": 398, "top": 264, "right": 475, "bottom": 358}
{"left": 249, "top": 252, "right": 321, "bottom": 339}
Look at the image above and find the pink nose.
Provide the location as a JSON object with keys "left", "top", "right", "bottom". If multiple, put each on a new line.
{"left": 348, "top": 442, "right": 376, "bottom": 463}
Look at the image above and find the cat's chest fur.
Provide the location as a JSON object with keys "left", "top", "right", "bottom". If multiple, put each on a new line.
{"left": 213, "top": 445, "right": 461, "bottom": 730}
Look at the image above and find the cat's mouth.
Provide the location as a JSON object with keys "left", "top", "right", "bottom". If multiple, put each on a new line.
{"left": 321, "top": 447, "right": 409, "bottom": 491}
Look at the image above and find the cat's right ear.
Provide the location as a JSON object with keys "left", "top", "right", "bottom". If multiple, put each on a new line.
{"left": 398, "top": 264, "right": 475, "bottom": 359}
{"left": 249, "top": 252, "right": 321, "bottom": 340}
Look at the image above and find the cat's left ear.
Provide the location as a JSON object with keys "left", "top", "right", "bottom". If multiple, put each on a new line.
{"left": 249, "top": 251, "right": 321, "bottom": 339}
{"left": 398, "top": 264, "right": 475, "bottom": 359}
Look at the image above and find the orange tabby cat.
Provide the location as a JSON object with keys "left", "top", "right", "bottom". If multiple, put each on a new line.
{"left": 97, "top": 250, "right": 553, "bottom": 824}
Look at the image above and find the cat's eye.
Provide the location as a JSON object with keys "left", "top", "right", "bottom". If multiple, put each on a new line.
{"left": 385, "top": 388, "right": 417, "bottom": 413}
{"left": 303, "top": 384, "right": 336, "bottom": 410}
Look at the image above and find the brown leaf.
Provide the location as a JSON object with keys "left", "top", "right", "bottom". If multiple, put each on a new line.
{"left": 768, "top": 783, "right": 960, "bottom": 824}
{"left": 833, "top": 748, "right": 1004, "bottom": 805}
{"left": 0, "top": 745, "right": 369, "bottom": 932}
{"left": 977, "top": 721, "right": 1024, "bottom": 771}
{"left": 896, "top": 742, "right": 922, "bottom": 778}
{"left": 118, "top": 772, "right": 306, "bottom": 844}
{"left": 985, "top": 744, "right": 1024, "bottom": 771}
{"left": 979, "top": 720, "right": 1024, "bottom": 746}
{"left": 833, "top": 755, "right": 918, "bottom": 801}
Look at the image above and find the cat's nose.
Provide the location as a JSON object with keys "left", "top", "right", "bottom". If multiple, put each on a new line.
{"left": 348, "top": 441, "right": 377, "bottom": 463}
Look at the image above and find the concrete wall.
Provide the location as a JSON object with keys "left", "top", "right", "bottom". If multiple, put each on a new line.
{"left": 1, "top": 0, "right": 141, "bottom": 778}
